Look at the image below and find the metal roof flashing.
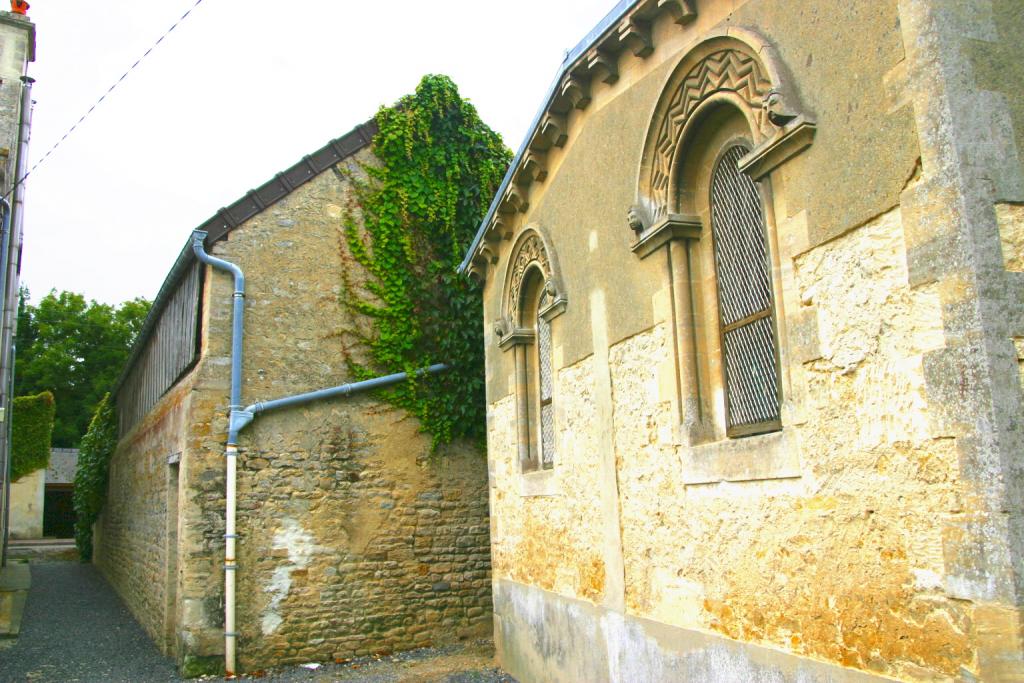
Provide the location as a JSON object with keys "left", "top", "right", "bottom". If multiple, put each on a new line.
{"left": 112, "top": 118, "right": 378, "bottom": 398}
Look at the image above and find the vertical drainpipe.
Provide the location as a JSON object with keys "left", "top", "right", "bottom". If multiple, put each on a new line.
{"left": 0, "top": 198, "right": 11, "bottom": 568}
{"left": 0, "top": 77, "right": 32, "bottom": 567}
{"left": 190, "top": 230, "right": 243, "bottom": 677}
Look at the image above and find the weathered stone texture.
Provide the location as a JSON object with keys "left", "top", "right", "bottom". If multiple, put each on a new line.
{"left": 233, "top": 404, "right": 490, "bottom": 670}
{"left": 488, "top": 356, "right": 607, "bottom": 603}
{"left": 997, "top": 202, "right": 1024, "bottom": 272}
{"left": 0, "top": 13, "right": 32, "bottom": 189}
{"left": 622, "top": 209, "right": 973, "bottom": 678}
{"left": 8, "top": 468, "right": 43, "bottom": 539}
{"left": 96, "top": 376, "right": 191, "bottom": 655}
{"left": 480, "top": 0, "right": 1024, "bottom": 675}
{"left": 487, "top": 208, "right": 980, "bottom": 679}
{"left": 102, "top": 147, "right": 491, "bottom": 673}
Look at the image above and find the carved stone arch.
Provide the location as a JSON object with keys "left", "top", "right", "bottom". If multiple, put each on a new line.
{"left": 495, "top": 227, "right": 567, "bottom": 348}
{"left": 635, "top": 31, "right": 815, "bottom": 227}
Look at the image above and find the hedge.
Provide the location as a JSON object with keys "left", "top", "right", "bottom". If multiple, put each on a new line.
{"left": 11, "top": 390, "right": 55, "bottom": 481}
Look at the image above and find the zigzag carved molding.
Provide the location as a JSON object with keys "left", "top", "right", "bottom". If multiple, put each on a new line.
{"left": 649, "top": 49, "right": 773, "bottom": 219}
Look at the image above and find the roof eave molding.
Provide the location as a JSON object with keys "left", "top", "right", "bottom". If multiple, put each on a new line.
{"left": 458, "top": 0, "right": 696, "bottom": 280}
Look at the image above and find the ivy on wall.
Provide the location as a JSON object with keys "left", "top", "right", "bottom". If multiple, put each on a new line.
{"left": 343, "top": 74, "right": 511, "bottom": 447}
{"left": 11, "top": 390, "right": 55, "bottom": 481}
{"left": 72, "top": 394, "right": 117, "bottom": 561}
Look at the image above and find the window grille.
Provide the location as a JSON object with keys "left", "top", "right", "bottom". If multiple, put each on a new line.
{"left": 537, "top": 290, "right": 555, "bottom": 468}
{"left": 710, "top": 145, "right": 781, "bottom": 435}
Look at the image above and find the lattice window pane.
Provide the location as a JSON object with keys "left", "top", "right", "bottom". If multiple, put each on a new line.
{"left": 541, "top": 403, "right": 555, "bottom": 469}
{"left": 537, "top": 290, "right": 555, "bottom": 467}
{"left": 538, "top": 302, "right": 553, "bottom": 402}
{"left": 710, "top": 145, "right": 781, "bottom": 433}
{"left": 711, "top": 146, "right": 773, "bottom": 327}
{"left": 722, "top": 316, "right": 780, "bottom": 429}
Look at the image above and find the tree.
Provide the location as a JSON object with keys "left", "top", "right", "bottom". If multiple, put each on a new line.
{"left": 14, "top": 289, "right": 150, "bottom": 447}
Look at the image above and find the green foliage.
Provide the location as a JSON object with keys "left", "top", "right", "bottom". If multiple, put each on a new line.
{"left": 10, "top": 390, "right": 55, "bottom": 481}
{"left": 15, "top": 288, "right": 150, "bottom": 447}
{"left": 72, "top": 394, "right": 117, "bottom": 561}
{"left": 343, "top": 74, "right": 511, "bottom": 447}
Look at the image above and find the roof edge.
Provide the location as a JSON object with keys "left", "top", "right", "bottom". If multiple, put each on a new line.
{"left": 459, "top": 0, "right": 697, "bottom": 276}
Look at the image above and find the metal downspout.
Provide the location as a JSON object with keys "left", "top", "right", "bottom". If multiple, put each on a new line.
{"left": 191, "top": 230, "right": 243, "bottom": 677}
{"left": 1, "top": 77, "right": 33, "bottom": 568}
{"left": 229, "top": 364, "right": 449, "bottom": 435}
{"left": 0, "top": 199, "right": 11, "bottom": 568}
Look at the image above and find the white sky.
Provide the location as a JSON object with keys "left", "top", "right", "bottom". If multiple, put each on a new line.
{"left": 19, "top": 0, "right": 615, "bottom": 306}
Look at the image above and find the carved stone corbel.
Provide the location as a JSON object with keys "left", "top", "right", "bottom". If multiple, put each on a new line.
{"left": 486, "top": 214, "right": 514, "bottom": 243}
{"left": 478, "top": 243, "right": 498, "bottom": 265}
{"left": 517, "top": 149, "right": 548, "bottom": 184}
{"left": 539, "top": 112, "right": 568, "bottom": 148}
{"left": 539, "top": 281, "right": 568, "bottom": 322}
{"left": 500, "top": 183, "right": 530, "bottom": 214}
{"left": 587, "top": 48, "right": 619, "bottom": 85}
{"left": 618, "top": 16, "right": 653, "bottom": 58}
{"left": 493, "top": 317, "right": 511, "bottom": 342}
{"left": 468, "top": 255, "right": 488, "bottom": 283}
{"left": 657, "top": 0, "right": 696, "bottom": 25}
{"left": 559, "top": 73, "right": 592, "bottom": 110}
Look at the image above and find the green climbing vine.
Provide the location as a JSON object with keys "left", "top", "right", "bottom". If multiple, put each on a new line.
{"left": 73, "top": 394, "right": 117, "bottom": 561}
{"left": 343, "top": 74, "right": 511, "bottom": 447}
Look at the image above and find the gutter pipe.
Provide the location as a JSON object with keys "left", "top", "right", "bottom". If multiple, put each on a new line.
{"left": 190, "top": 229, "right": 448, "bottom": 676}
{"left": 0, "top": 198, "right": 10, "bottom": 567}
{"left": 1, "top": 76, "right": 33, "bottom": 567}
{"left": 191, "top": 230, "right": 244, "bottom": 676}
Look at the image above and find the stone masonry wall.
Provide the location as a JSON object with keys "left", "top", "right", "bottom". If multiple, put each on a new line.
{"left": 488, "top": 207, "right": 982, "bottom": 680}
{"left": 613, "top": 208, "right": 972, "bottom": 680}
{"left": 96, "top": 375, "right": 192, "bottom": 656}
{"left": 481, "top": 0, "right": 1024, "bottom": 679}
{"left": 235, "top": 403, "right": 489, "bottom": 670}
{"left": 173, "top": 147, "right": 492, "bottom": 673}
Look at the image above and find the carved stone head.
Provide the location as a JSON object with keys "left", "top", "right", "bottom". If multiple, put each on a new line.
{"left": 627, "top": 204, "right": 646, "bottom": 235}
{"left": 763, "top": 89, "right": 797, "bottom": 127}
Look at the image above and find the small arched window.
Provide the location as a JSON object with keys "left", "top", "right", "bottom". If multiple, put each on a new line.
{"left": 518, "top": 270, "right": 555, "bottom": 470}
{"left": 709, "top": 144, "right": 781, "bottom": 436}
{"left": 536, "top": 287, "right": 555, "bottom": 469}
{"left": 499, "top": 230, "right": 565, "bottom": 477}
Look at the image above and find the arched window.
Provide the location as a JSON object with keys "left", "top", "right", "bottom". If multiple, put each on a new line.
{"left": 709, "top": 144, "right": 781, "bottom": 436}
{"left": 517, "top": 270, "right": 555, "bottom": 470}
{"left": 498, "top": 230, "right": 566, "bottom": 475}
{"left": 535, "top": 286, "right": 555, "bottom": 468}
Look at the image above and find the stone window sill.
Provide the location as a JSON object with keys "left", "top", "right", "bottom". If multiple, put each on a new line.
{"left": 518, "top": 468, "right": 560, "bottom": 497}
{"left": 680, "top": 428, "right": 801, "bottom": 485}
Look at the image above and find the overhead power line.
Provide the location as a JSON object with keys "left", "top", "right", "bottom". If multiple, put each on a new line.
{"left": 5, "top": 0, "right": 208, "bottom": 198}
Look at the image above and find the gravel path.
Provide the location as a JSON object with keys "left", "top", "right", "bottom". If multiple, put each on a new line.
{"left": 0, "top": 562, "right": 515, "bottom": 683}
{"left": 0, "top": 562, "right": 179, "bottom": 682}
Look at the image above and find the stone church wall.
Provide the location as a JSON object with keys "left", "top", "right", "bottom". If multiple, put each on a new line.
{"left": 478, "top": 0, "right": 1024, "bottom": 680}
